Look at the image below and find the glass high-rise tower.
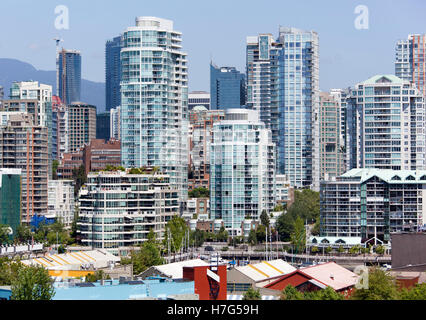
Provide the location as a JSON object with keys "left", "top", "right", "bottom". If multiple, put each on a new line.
{"left": 58, "top": 49, "right": 81, "bottom": 105}
{"left": 120, "top": 17, "right": 189, "bottom": 203}
{"left": 210, "top": 63, "right": 245, "bottom": 110}
{"left": 210, "top": 109, "right": 276, "bottom": 236}
{"left": 246, "top": 27, "right": 319, "bottom": 190}
{"left": 106, "top": 36, "right": 122, "bottom": 112}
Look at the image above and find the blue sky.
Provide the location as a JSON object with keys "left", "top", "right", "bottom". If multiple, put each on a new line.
{"left": 0, "top": 0, "right": 425, "bottom": 92}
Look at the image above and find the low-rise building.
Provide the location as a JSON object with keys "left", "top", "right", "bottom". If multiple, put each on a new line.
{"left": 264, "top": 262, "right": 359, "bottom": 296}
{"left": 82, "top": 138, "right": 121, "bottom": 175}
{"left": 275, "top": 174, "right": 294, "bottom": 208}
{"left": 56, "top": 150, "right": 83, "bottom": 179}
{"left": 187, "top": 198, "right": 209, "bottom": 218}
{"left": 48, "top": 180, "right": 75, "bottom": 226}
{"left": 227, "top": 259, "right": 296, "bottom": 294}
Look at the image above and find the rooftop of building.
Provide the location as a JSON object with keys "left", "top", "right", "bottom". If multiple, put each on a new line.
{"left": 234, "top": 259, "right": 296, "bottom": 283}
{"left": 20, "top": 249, "right": 120, "bottom": 271}
{"left": 360, "top": 74, "right": 404, "bottom": 85}
{"left": 337, "top": 168, "right": 426, "bottom": 184}
{"left": 139, "top": 259, "right": 209, "bottom": 279}
{"left": 265, "top": 261, "right": 359, "bottom": 292}
{"left": 53, "top": 278, "right": 194, "bottom": 300}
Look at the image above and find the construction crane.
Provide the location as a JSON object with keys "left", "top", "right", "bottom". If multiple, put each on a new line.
{"left": 53, "top": 38, "right": 64, "bottom": 96}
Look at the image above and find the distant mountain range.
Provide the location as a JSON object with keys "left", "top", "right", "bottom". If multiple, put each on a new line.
{"left": 0, "top": 58, "right": 105, "bottom": 113}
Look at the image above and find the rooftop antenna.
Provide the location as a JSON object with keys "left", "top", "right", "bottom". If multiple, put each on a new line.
{"left": 53, "top": 37, "right": 64, "bottom": 96}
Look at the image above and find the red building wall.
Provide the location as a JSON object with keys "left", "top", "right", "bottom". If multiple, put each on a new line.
{"left": 183, "top": 265, "right": 227, "bottom": 300}
{"left": 266, "top": 271, "right": 311, "bottom": 291}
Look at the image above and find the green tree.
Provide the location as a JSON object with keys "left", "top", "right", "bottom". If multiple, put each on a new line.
{"left": 0, "top": 224, "right": 12, "bottom": 244}
{"left": 303, "top": 286, "right": 344, "bottom": 300}
{"left": 15, "top": 225, "right": 33, "bottom": 243}
{"left": 0, "top": 257, "right": 25, "bottom": 286}
{"left": 280, "top": 285, "right": 304, "bottom": 300}
{"left": 242, "top": 287, "right": 261, "bottom": 300}
{"left": 351, "top": 268, "right": 400, "bottom": 300}
{"left": 399, "top": 283, "right": 426, "bottom": 300}
{"left": 310, "top": 246, "right": 319, "bottom": 254}
{"left": 273, "top": 203, "right": 285, "bottom": 212}
{"left": 375, "top": 245, "right": 385, "bottom": 255}
{"left": 131, "top": 240, "right": 164, "bottom": 275}
{"left": 216, "top": 226, "right": 229, "bottom": 242}
{"left": 287, "top": 189, "right": 320, "bottom": 223}
{"left": 72, "top": 165, "right": 87, "bottom": 196}
{"left": 260, "top": 210, "right": 270, "bottom": 228}
{"left": 248, "top": 228, "right": 257, "bottom": 246}
{"left": 255, "top": 224, "right": 266, "bottom": 243}
{"left": 191, "top": 229, "right": 206, "bottom": 247}
{"left": 52, "top": 160, "right": 59, "bottom": 180}
{"left": 11, "top": 265, "right": 55, "bottom": 300}
{"left": 290, "top": 217, "right": 306, "bottom": 254}
{"left": 276, "top": 213, "right": 294, "bottom": 241}
{"left": 69, "top": 207, "right": 80, "bottom": 245}
{"left": 349, "top": 245, "right": 361, "bottom": 255}
{"left": 165, "top": 216, "right": 188, "bottom": 253}
{"left": 311, "top": 220, "right": 320, "bottom": 236}
{"left": 188, "top": 187, "right": 209, "bottom": 198}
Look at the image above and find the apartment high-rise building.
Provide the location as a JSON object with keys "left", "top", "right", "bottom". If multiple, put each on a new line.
{"left": 105, "top": 36, "right": 122, "bottom": 112}
{"left": 0, "top": 168, "right": 21, "bottom": 236}
{"left": 77, "top": 169, "right": 179, "bottom": 255}
{"left": 210, "top": 63, "right": 245, "bottom": 110}
{"left": 395, "top": 34, "right": 426, "bottom": 96}
{"left": 58, "top": 49, "right": 82, "bottom": 105}
{"left": 7, "top": 81, "right": 52, "bottom": 128}
{"left": 188, "top": 91, "right": 210, "bottom": 110}
{"left": 346, "top": 75, "right": 426, "bottom": 171}
{"left": 188, "top": 106, "right": 225, "bottom": 190}
{"left": 6, "top": 81, "right": 53, "bottom": 178}
{"left": 320, "top": 169, "right": 426, "bottom": 243}
{"left": 210, "top": 109, "right": 276, "bottom": 236}
{"left": 246, "top": 28, "right": 320, "bottom": 190}
{"left": 68, "top": 102, "right": 96, "bottom": 152}
{"left": 52, "top": 95, "right": 69, "bottom": 160}
{"left": 110, "top": 106, "right": 121, "bottom": 140}
{"left": 120, "top": 17, "right": 189, "bottom": 203}
{"left": 319, "top": 92, "right": 345, "bottom": 180}
{"left": 330, "top": 88, "right": 350, "bottom": 171}
{"left": 0, "top": 113, "right": 48, "bottom": 223}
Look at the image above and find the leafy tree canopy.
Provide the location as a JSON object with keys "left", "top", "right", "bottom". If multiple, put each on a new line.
{"left": 11, "top": 265, "right": 55, "bottom": 300}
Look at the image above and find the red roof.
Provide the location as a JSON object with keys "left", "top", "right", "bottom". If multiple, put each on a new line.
{"left": 265, "top": 262, "right": 359, "bottom": 292}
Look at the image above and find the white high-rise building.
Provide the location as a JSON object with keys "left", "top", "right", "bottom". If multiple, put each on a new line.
{"left": 346, "top": 75, "right": 426, "bottom": 171}
{"left": 120, "top": 17, "right": 189, "bottom": 204}
{"left": 110, "top": 106, "right": 121, "bottom": 140}
{"left": 8, "top": 81, "right": 52, "bottom": 128}
{"left": 210, "top": 109, "right": 276, "bottom": 236}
